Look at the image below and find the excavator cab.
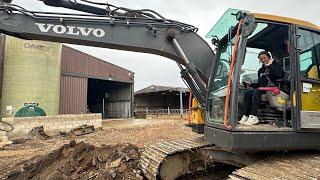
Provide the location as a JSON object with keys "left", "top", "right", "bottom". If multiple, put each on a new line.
{"left": 205, "top": 9, "right": 320, "bottom": 152}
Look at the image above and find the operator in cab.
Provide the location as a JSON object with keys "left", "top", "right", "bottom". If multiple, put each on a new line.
{"left": 239, "top": 51, "right": 284, "bottom": 125}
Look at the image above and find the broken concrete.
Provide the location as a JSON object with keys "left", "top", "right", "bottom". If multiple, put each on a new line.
{"left": 0, "top": 131, "right": 12, "bottom": 149}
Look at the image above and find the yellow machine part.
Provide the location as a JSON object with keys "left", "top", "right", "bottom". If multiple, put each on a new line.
{"left": 307, "top": 65, "right": 319, "bottom": 80}
{"left": 301, "top": 65, "right": 320, "bottom": 111}
{"left": 191, "top": 98, "right": 205, "bottom": 125}
{"left": 301, "top": 83, "right": 320, "bottom": 111}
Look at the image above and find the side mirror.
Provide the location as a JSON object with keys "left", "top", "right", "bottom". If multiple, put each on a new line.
{"left": 242, "top": 14, "right": 257, "bottom": 37}
{"left": 211, "top": 36, "right": 219, "bottom": 46}
{"left": 236, "top": 11, "right": 246, "bottom": 21}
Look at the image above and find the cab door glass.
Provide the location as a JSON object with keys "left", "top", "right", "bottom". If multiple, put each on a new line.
{"left": 300, "top": 51, "right": 313, "bottom": 73}
{"left": 208, "top": 43, "right": 233, "bottom": 123}
{"left": 298, "top": 29, "right": 320, "bottom": 80}
{"left": 241, "top": 48, "right": 264, "bottom": 84}
{"left": 297, "top": 28, "right": 320, "bottom": 112}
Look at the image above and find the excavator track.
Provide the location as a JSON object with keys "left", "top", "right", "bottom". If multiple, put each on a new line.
{"left": 141, "top": 137, "right": 320, "bottom": 180}
{"left": 139, "top": 136, "right": 214, "bottom": 180}
{"left": 230, "top": 152, "right": 320, "bottom": 180}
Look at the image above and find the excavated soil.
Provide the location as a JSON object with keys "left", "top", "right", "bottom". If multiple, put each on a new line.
{"left": 0, "top": 120, "right": 199, "bottom": 179}
{"left": 7, "top": 141, "right": 142, "bottom": 180}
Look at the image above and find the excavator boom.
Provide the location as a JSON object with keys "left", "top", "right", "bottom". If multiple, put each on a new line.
{"left": 0, "top": 0, "right": 215, "bottom": 105}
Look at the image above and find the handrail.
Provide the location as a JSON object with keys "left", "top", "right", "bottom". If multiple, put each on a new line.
{"left": 223, "top": 19, "right": 243, "bottom": 129}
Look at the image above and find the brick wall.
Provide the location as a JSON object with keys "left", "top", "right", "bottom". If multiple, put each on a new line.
{"left": 0, "top": 114, "right": 102, "bottom": 138}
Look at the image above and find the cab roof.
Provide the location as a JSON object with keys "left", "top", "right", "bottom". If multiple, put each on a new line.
{"left": 206, "top": 9, "right": 319, "bottom": 39}
{"left": 253, "top": 13, "right": 320, "bottom": 30}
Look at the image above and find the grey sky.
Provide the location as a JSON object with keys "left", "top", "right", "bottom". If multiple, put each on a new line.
{"left": 12, "top": 0, "right": 320, "bottom": 91}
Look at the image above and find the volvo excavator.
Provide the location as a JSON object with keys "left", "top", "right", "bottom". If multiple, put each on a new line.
{"left": 1, "top": 0, "right": 320, "bottom": 179}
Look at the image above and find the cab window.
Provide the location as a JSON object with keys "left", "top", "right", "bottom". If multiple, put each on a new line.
{"left": 298, "top": 28, "right": 320, "bottom": 80}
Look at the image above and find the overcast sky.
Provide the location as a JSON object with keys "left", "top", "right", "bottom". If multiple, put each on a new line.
{"left": 12, "top": 0, "right": 320, "bottom": 91}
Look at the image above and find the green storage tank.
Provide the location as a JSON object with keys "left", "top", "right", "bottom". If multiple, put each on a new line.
{"left": 15, "top": 105, "right": 46, "bottom": 117}
{"left": 1, "top": 36, "right": 62, "bottom": 118}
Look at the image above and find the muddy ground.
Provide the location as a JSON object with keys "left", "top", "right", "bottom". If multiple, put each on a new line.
{"left": 0, "top": 119, "right": 199, "bottom": 179}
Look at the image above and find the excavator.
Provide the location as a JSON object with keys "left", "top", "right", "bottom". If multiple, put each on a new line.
{"left": 1, "top": 0, "right": 320, "bottom": 179}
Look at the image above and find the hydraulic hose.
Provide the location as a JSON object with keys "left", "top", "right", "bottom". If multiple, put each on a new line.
{"left": 0, "top": 120, "right": 13, "bottom": 132}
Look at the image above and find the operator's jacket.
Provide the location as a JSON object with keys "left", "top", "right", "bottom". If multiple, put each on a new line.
{"left": 252, "top": 60, "right": 284, "bottom": 88}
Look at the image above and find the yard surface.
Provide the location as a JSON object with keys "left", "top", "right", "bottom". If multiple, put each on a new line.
{"left": 0, "top": 118, "right": 199, "bottom": 179}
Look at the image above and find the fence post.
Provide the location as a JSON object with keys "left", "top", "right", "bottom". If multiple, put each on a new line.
{"left": 167, "top": 107, "right": 170, "bottom": 115}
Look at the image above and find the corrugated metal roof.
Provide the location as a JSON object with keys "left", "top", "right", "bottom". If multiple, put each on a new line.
{"left": 61, "top": 45, "right": 134, "bottom": 83}
{"left": 135, "top": 85, "right": 189, "bottom": 95}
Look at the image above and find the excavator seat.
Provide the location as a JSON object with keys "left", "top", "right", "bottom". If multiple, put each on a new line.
{"left": 258, "top": 86, "right": 289, "bottom": 111}
{"left": 256, "top": 56, "right": 291, "bottom": 127}
{"left": 258, "top": 86, "right": 290, "bottom": 127}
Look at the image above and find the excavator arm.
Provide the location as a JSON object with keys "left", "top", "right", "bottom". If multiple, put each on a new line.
{"left": 0, "top": 0, "right": 215, "bottom": 106}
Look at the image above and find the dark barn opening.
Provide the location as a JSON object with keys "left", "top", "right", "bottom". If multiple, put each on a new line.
{"left": 87, "top": 78, "right": 133, "bottom": 119}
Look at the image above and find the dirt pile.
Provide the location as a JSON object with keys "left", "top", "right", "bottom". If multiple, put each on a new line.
{"left": 27, "top": 126, "right": 50, "bottom": 140}
{"left": 7, "top": 140, "right": 142, "bottom": 180}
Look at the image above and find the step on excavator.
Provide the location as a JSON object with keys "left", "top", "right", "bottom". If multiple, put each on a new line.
{"left": 1, "top": 0, "right": 320, "bottom": 179}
